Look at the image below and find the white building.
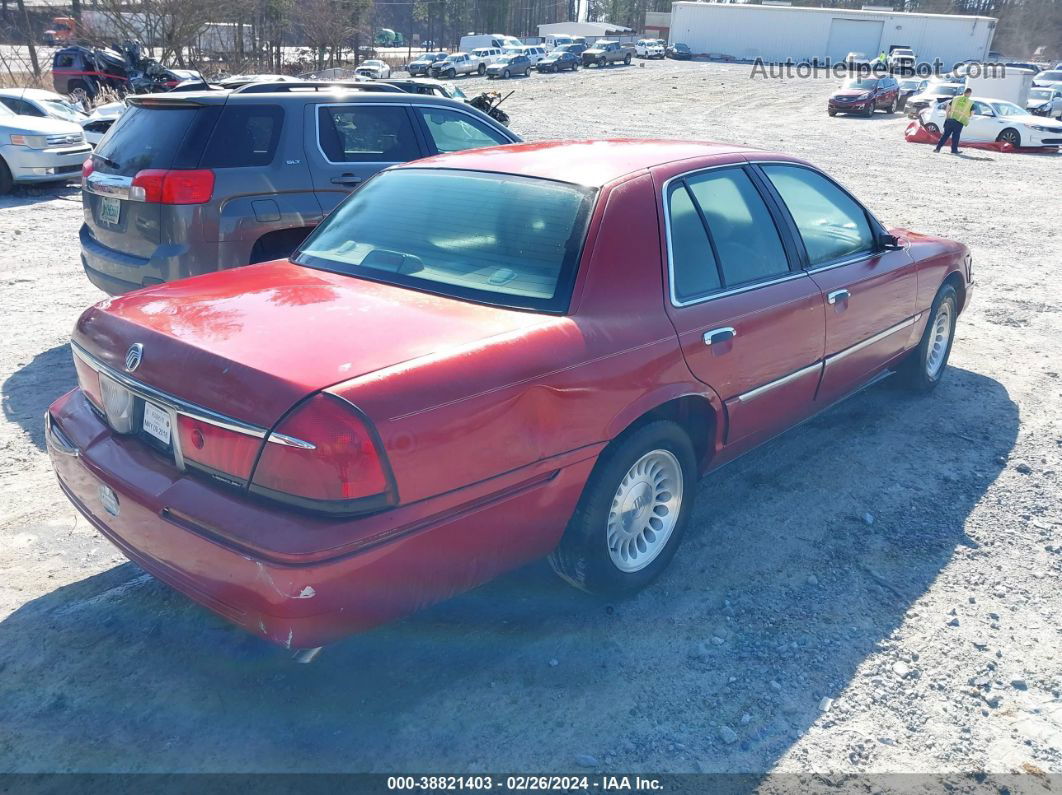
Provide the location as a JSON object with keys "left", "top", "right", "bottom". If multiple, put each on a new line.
{"left": 668, "top": 3, "right": 996, "bottom": 68}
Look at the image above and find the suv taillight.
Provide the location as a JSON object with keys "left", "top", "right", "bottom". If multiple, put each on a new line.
{"left": 250, "top": 395, "right": 393, "bottom": 514}
{"left": 130, "top": 169, "right": 214, "bottom": 204}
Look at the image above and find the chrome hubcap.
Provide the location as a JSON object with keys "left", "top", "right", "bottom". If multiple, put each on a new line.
{"left": 607, "top": 449, "right": 683, "bottom": 573}
{"left": 926, "top": 302, "right": 953, "bottom": 378}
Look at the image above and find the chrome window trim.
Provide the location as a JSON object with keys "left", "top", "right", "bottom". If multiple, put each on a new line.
{"left": 825, "top": 313, "right": 922, "bottom": 364}
{"left": 736, "top": 362, "right": 823, "bottom": 403}
{"left": 661, "top": 164, "right": 805, "bottom": 309}
{"left": 71, "top": 341, "right": 313, "bottom": 451}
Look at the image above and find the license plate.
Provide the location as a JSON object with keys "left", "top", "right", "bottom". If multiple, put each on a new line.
{"left": 142, "top": 402, "right": 171, "bottom": 446}
{"left": 99, "top": 196, "right": 121, "bottom": 225}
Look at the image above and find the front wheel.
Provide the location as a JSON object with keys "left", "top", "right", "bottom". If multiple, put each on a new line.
{"left": 997, "top": 128, "right": 1021, "bottom": 147}
{"left": 446, "top": 68, "right": 456, "bottom": 79}
{"left": 524, "top": 67, "right": 531, "bottom": 76}
{"left": 477, "top": 63, "right": 485, "bottom": 75}
{"left": 925, "top": 122, "right": 940, "bottom": 134}
{"left": 0, "top": 157, "right": 13, "bottom": 195}
{"left": 887, "top": 98, "right": 897, "bottom": 113}
{"left": 897, "top": 283, "right": 957, "bottom": 393}
{"left": 549, "top": 420, "right": 696, "bottom": 595}
{"left": 624, "top": 53, "right": 632, "bottom": 65}
{"left": 502, "top": 69, "right": 510, "bottom": 79}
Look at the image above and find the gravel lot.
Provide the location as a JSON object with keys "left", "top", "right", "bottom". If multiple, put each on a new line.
{"left": 1, "top": 60, "right": 1060, "bottom": 777}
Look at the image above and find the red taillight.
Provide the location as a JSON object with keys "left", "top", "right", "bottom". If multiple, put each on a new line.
{"left": 176, "top": 416, "right": 261, "bottom": 481}
{"left": 130, "top": 169, "right": 214, "bottom": 204}
{"left": 250, "top": 394, "right": 391, "bottom": 510}
{"left": 72, "top": 355, "right": 104, "bottom": 412}
{"left": 81, "top": 157, "right": 94, "bottom": 182}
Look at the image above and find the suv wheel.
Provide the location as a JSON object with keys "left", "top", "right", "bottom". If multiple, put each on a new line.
{"left": 502, "top": 68, "right": 510, "bottom": 79}
{"left": 549, "top": 420, "right": 696, "bottom": 595}
{"left": 477, "top": 63, "right": 485, "bottom": 75}
{"left": 865, "top": 102, "right": 875, "bottom": 117}
{"left": 887, "top": 97, "right": 897, "bottom": 113}
{"left": 0, "top": 157, "right": 13, "bottom": 195}
{"left": 624, "top": 53, "right": 632, "bottom": 65}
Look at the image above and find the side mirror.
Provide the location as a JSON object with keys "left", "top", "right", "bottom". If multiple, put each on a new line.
{"left": 880, "top": 233, "right": 903, "bottom": 251}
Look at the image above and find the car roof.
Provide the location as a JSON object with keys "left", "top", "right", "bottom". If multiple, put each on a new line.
{"left": 394, "top": 139, "right": 765, "bottom": 188}
{"left": 127, "top": 86, "right": 467, "bottom": 107}
{"left": 0, "top": 87, "right": 66, "bottom": 101}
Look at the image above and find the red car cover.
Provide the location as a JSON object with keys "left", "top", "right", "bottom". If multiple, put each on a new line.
{"left": 904, "top": 120, "right": 1058, "bottom": 154}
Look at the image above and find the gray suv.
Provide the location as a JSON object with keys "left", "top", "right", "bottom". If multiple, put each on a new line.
{"left": 80, "top": 82, "right": 520, "bottom": 294}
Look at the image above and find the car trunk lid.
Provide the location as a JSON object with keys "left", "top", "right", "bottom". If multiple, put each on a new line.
{"left": 73, "top": 260, "right": 552, "bottom": 429}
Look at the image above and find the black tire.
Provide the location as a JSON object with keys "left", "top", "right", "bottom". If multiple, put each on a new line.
{"left": 624, "top": 53, "right": 632, "bottom": 65}
{"left": 524, "top": 67, "right": 530, "bottom": 77}
{"left": 997, "top": 128, "right": 1021, "bottom": 147}
{"left": 477, "top": 63, "right": 486, "bottom": 75}
{"left": 925, "top": 122, "right": 940, "bottom": 134}
{"left": 572, "top": 63, "right": 578, "bottom": 71}
{"left": 897, "top": 283, "right": 958, "bottom": 393}
{"left": 502, "top": 69, "right": 510, "bottom": 79}
{"left": 828, "top": 109, "right": 837, "bottom": 117}
{"left": 0, "top": 157, "right": 12, "bottom": 195}
{"left": 446, "top": 68, "right": 456, "bottom": 79}
{"left": 549, "top": 420, "right": 697, "bottom": 596}
{"left": 865, "top": 102, "right": 875, "bottom": 117}
{"left": 599, "top": 57, "right": 606, "bottom": 67}
{"left": 886, "top": 98, "right": 897, "bottom": 113}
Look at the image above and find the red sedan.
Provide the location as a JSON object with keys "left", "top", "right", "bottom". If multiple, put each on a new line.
{"left": 46, "top": 140, "right": 972, "bottom": 652}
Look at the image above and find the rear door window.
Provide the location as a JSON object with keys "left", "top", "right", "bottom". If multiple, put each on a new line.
{"left": 199, "top": 104, "right": 283, "bottom": 168}
{"left": 317, "top": 105, "right": 420, "bottom": 163}
{"left": 415, "top": 107, "right": 510, "bottom": 154}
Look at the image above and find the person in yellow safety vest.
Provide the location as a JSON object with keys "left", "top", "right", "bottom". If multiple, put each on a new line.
{"left": 934, "top": 88, "right": 974, "bottom": 154}
{"left": 876, "top": 51, "right": 887, "bottom": 68}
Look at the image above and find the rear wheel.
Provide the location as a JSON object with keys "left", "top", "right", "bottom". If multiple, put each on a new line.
{"left": 502, "top": 69, "right": 510, "bottom": 79}
{"left": 898, "top": 284, "right": 957, "bottom": 393}
{"left": 524, "top": 67, "right": 530, "bottom": 76}
{"left": 925, "top": 122, "right": 940, "bottom": 134}
{"left": 477, "top": 63, "right": 485, "bottom": 75}
{"left": 624, "top": 53, "right": 632, "bottom": 65}
{"left": 997, "top": 128, "right": 1021, "bottom": 147}
{"left": 549, "top": 420, "right": 696, "bottom": 595}
{"left": 0, "top": 157, "right": 13, "bottom": 195}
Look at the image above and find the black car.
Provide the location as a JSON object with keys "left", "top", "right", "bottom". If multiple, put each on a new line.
{"left": 552, "top": 42, "right": 587, "bottom": 57}
{"left": 536, "top": 50, "right": 580, "bottom": 73}
{"left": 407, "top": 52, "right": 448, "bottom": 76}
{"left": 667, "top": 43, "right": 692, "bottom": 60}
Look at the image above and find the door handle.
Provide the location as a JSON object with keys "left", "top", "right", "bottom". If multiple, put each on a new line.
{"left": 330, "top": 174, "right": 363, "bottom": 186}
{"left": 827, "top": 289, "right": 850, "bottom": 305}
{"left": 703, "top": 327, "right": 736, "bottom": 346}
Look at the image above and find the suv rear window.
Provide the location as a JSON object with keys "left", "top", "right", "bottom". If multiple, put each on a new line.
{"left": 295, "top": 169, "right": 595, "bottom": 312}
{"left": 92, "top": 104, "right": 216, "bottom": 176}
{"left": 200, "top": 104, "right": 283, "bottom": 168}
{"left": 317, "top": 105, "right": 419, "bottom": 163}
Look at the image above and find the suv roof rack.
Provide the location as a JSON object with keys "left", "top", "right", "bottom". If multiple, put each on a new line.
{"left": 232, "top": 81, "right": 404, "bottom": 94}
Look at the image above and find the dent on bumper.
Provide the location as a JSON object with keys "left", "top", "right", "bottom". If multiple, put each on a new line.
{"left": 46, "top": 389, "right": 597, "bottom": 648}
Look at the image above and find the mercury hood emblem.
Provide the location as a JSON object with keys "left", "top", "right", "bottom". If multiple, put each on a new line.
{"left": 125, "top": 343, "right": 143, "bottom": 372}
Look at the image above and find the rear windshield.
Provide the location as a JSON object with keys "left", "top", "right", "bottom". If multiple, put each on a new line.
{"left": 92, "top": 103, "right": 282, "bottom": 174}
{"left": 92, "top": 105, "right": 206, "bottom": 175}
{"left": 295, "top": 169, "right": 595, "bottom": 312}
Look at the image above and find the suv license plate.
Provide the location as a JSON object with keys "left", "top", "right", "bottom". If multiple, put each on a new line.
{"left": 99, "top": 197, "right": 121, "bottom": 225}
{"left": 142, "top": 402, "right": 171, "bottom": 446}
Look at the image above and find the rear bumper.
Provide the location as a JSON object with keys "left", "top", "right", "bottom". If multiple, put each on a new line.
{"left": 47, "top": 389, "right": 595, "bottom": 649}
{"left": 80, "top": 223, "right": 214, "bottom": 295}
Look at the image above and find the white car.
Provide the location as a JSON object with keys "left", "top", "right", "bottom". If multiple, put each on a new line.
{"left": 0, "top": 102, "right": 91, "bottom": 193}
{"left": 1027, "top": 85, "right": 1062, "bottom": 119}
{"left": 430, "top": 52, "right": 480, "bottom": 78}
{"left": 635, "top": 39, "right": 665, "bottom": 59}
{"left": 518, "top": 45, "right": 548, "bottom": 65}
{"left": 888, "top": 48, "right": 916, "bottom": 72}
{"left": 1033, "top": 69, "right": 1062, "bottom": 88}
{"left": 0, "top": 88, "right": 86, "bottom": 123}
{"left": 920, "top": 95, "right": 1062, "bottom": 148}
{"left": 80, "top": 100, "right": 125, "bottom": 145}
{"left": 354, "top": 60, "right": 391, "bottom": 79}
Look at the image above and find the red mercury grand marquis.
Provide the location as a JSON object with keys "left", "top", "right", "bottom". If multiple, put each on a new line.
{"left": 46, "top": 140, "right": 972, "bottom": 652}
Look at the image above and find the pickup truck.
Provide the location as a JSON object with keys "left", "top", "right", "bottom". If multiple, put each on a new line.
{"left": 888, "top": 48, "right": 916, "bottom": 73}
{"left": 582, "top": 40, "right": 634, "bottom": 67}
{"left": 430, "top": 52, "right": 480, "bottom": 78}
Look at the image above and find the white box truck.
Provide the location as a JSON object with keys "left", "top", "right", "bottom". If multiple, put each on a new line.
{"left": 965, "top": 68, "right": 1034, "bottom": 106}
